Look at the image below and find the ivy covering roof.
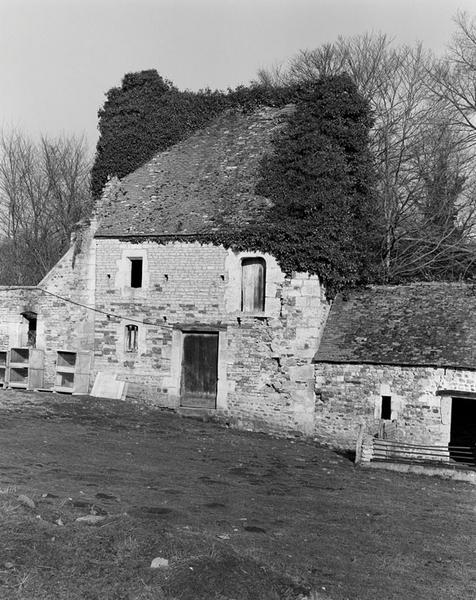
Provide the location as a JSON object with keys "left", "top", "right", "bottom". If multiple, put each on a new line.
{"left": 95, "top": 106, "right": 292, "bottom": 237}
{"left": 313, "top": 283, "right": 476, "bottom": 369}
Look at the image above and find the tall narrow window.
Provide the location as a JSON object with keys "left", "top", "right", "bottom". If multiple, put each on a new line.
{"left": 381, "top": 396, "right": 392, "bottom": 420}
{"left": 241, "top": 258, "right": 266, "bottom": 312}
{"left": 125, "top": 324, "right": 138, "bottom": 352}
{"left": 130, "top": 258, "right": 143, "bottom": 288}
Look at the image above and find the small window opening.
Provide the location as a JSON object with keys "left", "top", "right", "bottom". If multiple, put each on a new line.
{"left": 130, "top": 258, "right": 143, "bottom": 288}
{"left": 22, "top": 311, "right": 37, "bottom": 348}
{"left": 125, "top": 324, "right": 138, "bottom": 352}
{"left": 381, "top": 396, "right": 392, "bottom": 420}
{"left": 241, "top": 258, "right": 266, "bottom": 312}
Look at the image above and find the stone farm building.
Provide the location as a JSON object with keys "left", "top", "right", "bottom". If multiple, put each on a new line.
{"left": 314, "top": 284, "right": 476, "bottom": 459}
{"left": 0, "top": 105, "right": 475, "bottom": 461}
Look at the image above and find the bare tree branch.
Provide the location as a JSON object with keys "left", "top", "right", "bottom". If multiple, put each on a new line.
{"left": 0, "top": 131, "right": 92, "bottom": 285}
{"left": 257, "top": 31, "right": 476, "bottom": 282}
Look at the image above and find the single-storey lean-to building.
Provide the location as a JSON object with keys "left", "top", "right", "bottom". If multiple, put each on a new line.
{"left": 0, "top": 103, "right": 475, "bottom": 464}
{"left": 313, "top": 283, "right": 476, "bottom": 457}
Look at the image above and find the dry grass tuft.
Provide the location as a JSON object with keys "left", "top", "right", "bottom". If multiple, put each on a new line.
{"left": 164, "top": 548, "right": 309, "bottom": 600}
{"left": 0, "top": 488, "right": 21, "bottom": 516}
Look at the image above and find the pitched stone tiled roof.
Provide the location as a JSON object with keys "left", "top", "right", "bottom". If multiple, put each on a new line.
{"left": 313, "top": 283, "right": 476, "bottom": 369}
{"left": 95, "top": 105, "right": 294, "bottom": 237}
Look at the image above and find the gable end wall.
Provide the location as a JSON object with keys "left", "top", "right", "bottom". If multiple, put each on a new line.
{"left": 92, "top": 238, "right": 329, "bottom": 436}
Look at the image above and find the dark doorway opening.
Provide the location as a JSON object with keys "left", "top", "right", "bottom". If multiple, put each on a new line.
{"left": 180, "top": 332, "right": 218, "bottom": 409}
{"left": 449, "top": 398, "right": 476, "bottom": 464}
{"left": 22, "top": 311, "right": 37, "bottom": 348}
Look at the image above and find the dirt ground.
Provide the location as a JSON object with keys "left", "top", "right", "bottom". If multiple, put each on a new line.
{"left": 0, "top": 389, "right": 474, "bottom": 600}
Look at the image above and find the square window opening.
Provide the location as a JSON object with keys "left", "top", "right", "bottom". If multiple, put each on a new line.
{"left": 381, "top": 395, "right": 392, "bottom": 420}
{"left": 130, "top": 258, "right": 143, "bottom": 288}
{"left": 125, "top": 324, "right": 138, "bottom": 352}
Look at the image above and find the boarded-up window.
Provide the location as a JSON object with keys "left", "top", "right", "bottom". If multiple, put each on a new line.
{"left": 125, "top": 324, "right": 138, "bottom": 352}
{"left": 241, "top": 258, "right": 266, "bottom": 312}
{"left": 130, "top": 258, "right": 143, "bottom": 288}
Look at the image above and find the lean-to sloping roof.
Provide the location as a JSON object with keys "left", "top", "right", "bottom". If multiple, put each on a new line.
{"left": 313, "top": 283, "right": 476, "bottom": 369}
{"left": 95, "top": 105, "right": 293, "bottom": 237}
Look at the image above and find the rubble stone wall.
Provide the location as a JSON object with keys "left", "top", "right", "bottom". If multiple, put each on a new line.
{"left": 93, "top": 239, "right": 329, "bottom": 435}
{"left": 314, "top": 362, "right": 476, "bottom": 449}
{"left": 0, "top": 225, "right": 96, "bottom": 387}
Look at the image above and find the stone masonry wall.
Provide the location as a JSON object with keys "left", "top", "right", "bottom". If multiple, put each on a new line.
{"left": 314, "top": 362, "right": 476, "bottom": 450}
{"left": 0, "top": 230, "right": 329, "bottom": 437}
{"left": 0, "top": 224, "right": 96, "bottom": 387}
{"left": 93, "top": 239, "right": 329, "bottom": 435}
{"left": 0, "top": 287, "right": 42, "bottom": 350}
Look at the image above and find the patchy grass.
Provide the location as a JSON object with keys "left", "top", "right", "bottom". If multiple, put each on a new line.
{"left": 0, "top": 389, "right": 474, "bottom": 600}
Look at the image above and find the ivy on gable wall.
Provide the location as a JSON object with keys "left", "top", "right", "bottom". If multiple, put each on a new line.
{"left": 205, "top": 76, "right": 381, "bottom": 295}
{"left": 91, "top": 71, "right": 294, "bottom": 199}
{"left": 93, "top": 71, "right": 381, "bottom": 294}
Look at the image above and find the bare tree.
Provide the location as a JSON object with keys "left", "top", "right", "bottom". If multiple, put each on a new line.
{"left": 257, "top": 32, "right": 476, "bottom": 282}
{"left": 386, "top": 116, "right": 476, "bottom": 280}
{"left": 0, "top": 131, "right": 92, "bottom": 285}
{"left": 430, "top": 11, "right": 476, "bottom": 144}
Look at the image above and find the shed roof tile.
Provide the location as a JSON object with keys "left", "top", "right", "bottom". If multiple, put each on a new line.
{"left": 313, "top": 283, "right": 476, "bottom": 369}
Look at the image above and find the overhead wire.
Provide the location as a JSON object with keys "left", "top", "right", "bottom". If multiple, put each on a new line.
{"left": 37, "top": 287, "right": 174, "bottom": 329}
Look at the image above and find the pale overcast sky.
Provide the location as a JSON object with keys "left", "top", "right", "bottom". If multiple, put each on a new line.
{"left": 0, "top": 0, "right": 475, "bottom": 149}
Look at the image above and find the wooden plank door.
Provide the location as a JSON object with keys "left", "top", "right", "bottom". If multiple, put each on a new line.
{"left": 180, "top": 332, "right": 218, "bottom": 408}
